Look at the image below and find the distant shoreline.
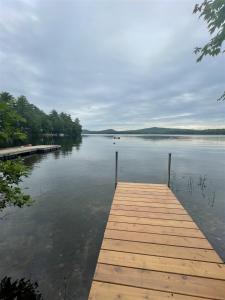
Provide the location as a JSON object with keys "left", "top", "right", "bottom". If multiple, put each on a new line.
{"left": 83, "top": 127, "right": 225, "bottom": 135}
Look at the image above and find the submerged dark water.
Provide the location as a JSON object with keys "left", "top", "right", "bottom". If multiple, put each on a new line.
{"left": 0, "top": 135, "right": 225, "bottom": 299}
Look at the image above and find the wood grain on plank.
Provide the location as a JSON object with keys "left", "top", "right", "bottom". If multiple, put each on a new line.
{"left": 107, "top": 221, "right": 204, "bottom": 238}
{"left": 114, "top": 200, "right": 183, "bottom": 209}
{"left": 114, "top": 198, "right": 180, "bottom": 205}
{"left": 115, "top": 188, "right": 175, "bottom": 194}
{"left": 110, "top": 209, "right": 193, "bottom": 221}
{"left": 117, "top": 187, "right": 169, "bottom": 192}
{"left": 99, "top": 250, "right": 225, "bottom": 280}
{"left": 88, "top": 281, "right": 214, "bottom": 300}
{"left": 117, "top": 185, "right": 174, "bottom": 190}
{"left": 102, "top": 239, "right": 222, "bottom": 262}
{"left": 88, "top": 183, "right": 225, "bottom": 300}
{"left": 112, "top": 204, "right": 187, "bottom": 214}
{"left": 116, "top": 190, "right": 175, "bottom": 196}
{"left": 109, "top": 215, "right": 198, "bottom": 229}
{"left": 104, "top": 229, "right": 212, "bottom": 249}
{"left": 114, "top": 196, "right": 179, "bottom": 203}
{"left": 117, "top": 183, "right": 171, "bottom": 189}
{"left": 94, "top": 264, "right": 225, "bottom": 300}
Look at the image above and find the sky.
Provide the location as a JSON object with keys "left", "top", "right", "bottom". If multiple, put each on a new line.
{"left": 0, "top": 0, "right": 225, "bottom": 130}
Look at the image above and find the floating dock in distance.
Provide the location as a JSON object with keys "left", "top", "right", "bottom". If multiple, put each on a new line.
{"left": 0, "top": 145, "right": 61, "bottom": 160}
{"left": 88, "top": 182, "right": 225, "bottom": 300}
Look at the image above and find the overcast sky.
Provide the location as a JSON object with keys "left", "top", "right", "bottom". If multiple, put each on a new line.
{"left": 0, "top": 0, "right": 224, "bottom": 130}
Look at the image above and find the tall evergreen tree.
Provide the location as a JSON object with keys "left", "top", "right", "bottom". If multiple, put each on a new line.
{"left": 0, "top": 91, "right": 82, "bottom": 139}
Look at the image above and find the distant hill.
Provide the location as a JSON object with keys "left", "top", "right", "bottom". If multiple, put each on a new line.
{"left": 83, "top": 129, "right": 117, "bottom": 134}
{"left": 82, "top": 127, "right": 225, "bottom": 135}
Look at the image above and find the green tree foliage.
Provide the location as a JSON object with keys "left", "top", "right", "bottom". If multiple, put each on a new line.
{"left": 1, "top": 92, "right": 82, "bottom": 142}
{"left": 73, "top": 118, "right": 82, "bottom": 137}
{"left": 0, "top": 159, "right": 31, "bottom": 210}
{"left": 193, "top": 0, "right": 225, "bottom": 100}
{"left": 0, "top": 92, "right": 31, "bottom": 210}
{"left": 0, "top": 92, "right": 27, "bottom": 144}
{"left": 49, "top": 110, "right": 62, "bottom": 134}
{"left": 16, "top": 95, "right": 46, "bottom": 135}
{"left": 0, "top": 91, "right": 82, "bottom": 211}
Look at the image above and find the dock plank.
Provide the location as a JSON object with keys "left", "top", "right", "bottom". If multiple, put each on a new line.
{"left": 113, "top": 200, "right": 184, "bottom": 208}
{"left": 102, "top": 239, "right": 221, "bottom": 262}
{"left": 94, "top": 264, "right": 225, "bottom": 300}
{"left": 110, "top": 209, "right": 193, "bottom": 221}
{"left": 112, "top": 203, "right": 187, "bottom": 214}
{"left": 89, "top": 282, "right": 213, "bottom": 300}
{"left": 114, "top": 196, "right": 179, "bottom": 202}
{"left": 0, "top": 145, "right": 61, "bottom": 160}
{"left": 107, "top": 221, "right": 204, "bottom": 238}
{"left": 99, "top": 249, "right": 225, "bottom": 279}
{"left": 109, "top": 215, "right": 198, "bottom": 228}
{"left": 104, "top": 229, "right": 212, "bottom": 249}
{"left": 88, "top": 182, "right": 225, "bottom": 300}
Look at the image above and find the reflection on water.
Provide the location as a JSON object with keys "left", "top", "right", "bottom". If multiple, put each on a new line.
{"left": 0, "top": 134, "right": 225, "bottom": 299}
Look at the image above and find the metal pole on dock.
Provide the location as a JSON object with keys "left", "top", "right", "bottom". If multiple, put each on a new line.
{"left": 115, "top": 151, "right": 118, "bottom": 189}
{"left": 168, "top": 153, "right": 172, "bottom": 188}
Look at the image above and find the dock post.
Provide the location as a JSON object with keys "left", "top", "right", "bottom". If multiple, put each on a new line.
{"left": 115, "top": 151, "right": 118, "bottom": 189}
{"left": 168, "top": 153, "right": 172, "bottom": 188}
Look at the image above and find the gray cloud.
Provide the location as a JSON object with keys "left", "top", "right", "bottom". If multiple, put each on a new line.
{"left": 0, "top": 0, "right": 225, "bottom": 129}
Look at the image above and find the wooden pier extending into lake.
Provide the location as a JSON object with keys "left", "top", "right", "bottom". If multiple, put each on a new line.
{"left": 0, "top": 145, "right": 61, "bottom": 160}
{"left": 88, "top": 182, "right": 225, "bottom": 300}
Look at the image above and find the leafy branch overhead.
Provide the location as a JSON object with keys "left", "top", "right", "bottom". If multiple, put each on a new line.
{"left": 193, "top": 0, "right": 225, "bottom": 100}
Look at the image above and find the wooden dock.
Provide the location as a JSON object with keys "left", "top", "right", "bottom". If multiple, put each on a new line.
{"left": 0, "top": 145, "right": 61, "bottom": 160}
{"left": 88, "top": 182, "right": 225, "bottom": 300}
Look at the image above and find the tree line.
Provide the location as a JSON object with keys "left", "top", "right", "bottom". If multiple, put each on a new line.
{"left": 0, "top": 91, "right": 83, "bottom": 211}
{"left": 0, "top": 92, "right": 82, "bottom": 145}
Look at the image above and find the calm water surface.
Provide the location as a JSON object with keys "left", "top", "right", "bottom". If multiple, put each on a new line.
{"left": 0, "top": 135, "right": 225, "bottom": 299}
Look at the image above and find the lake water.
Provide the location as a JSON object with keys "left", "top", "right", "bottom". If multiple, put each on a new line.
{"left": 0, "top": 134, "right": 225, "bottom": 299}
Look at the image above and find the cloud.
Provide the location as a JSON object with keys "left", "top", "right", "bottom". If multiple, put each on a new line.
{"left": 0, "top": 0, "right": 224, "bottom": 130}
